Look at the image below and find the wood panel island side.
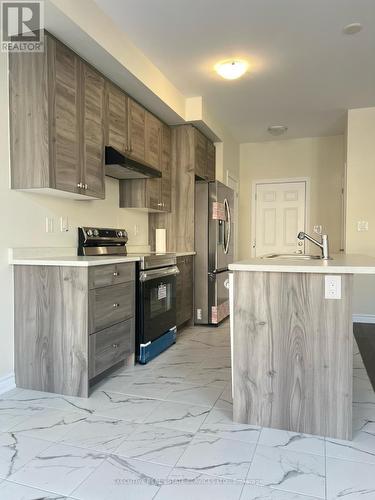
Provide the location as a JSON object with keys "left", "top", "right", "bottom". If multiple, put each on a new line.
{"left": 229, "top": 254, "right": 375, "bottom": 441}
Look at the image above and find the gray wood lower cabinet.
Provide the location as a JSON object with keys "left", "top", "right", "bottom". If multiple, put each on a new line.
{"left": 14, "top": 263, "right": 136, "bottom": 397}
{"left": 176, "top": 256, "right": 194, "bottom": 327}
{"left": 89, "top": 319, "right": 134, "bottom": 379}
{"left": 232, "top": 271, "right": 353, "bottom": 440}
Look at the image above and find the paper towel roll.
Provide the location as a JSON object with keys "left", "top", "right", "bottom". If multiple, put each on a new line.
{"left": 155, "top": 228, "right": 167, "bottom": 253}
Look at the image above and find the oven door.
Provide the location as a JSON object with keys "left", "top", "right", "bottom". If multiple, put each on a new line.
{"left": 139, "top": 266, "right": 178, "bottom": 344}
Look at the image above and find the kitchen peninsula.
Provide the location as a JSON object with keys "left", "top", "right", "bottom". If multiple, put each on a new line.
{"left": 229, "top": 254, "right": 375, "bottom": 441}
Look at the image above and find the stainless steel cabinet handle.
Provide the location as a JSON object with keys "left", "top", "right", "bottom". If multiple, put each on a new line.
{"left": 113, "top": 303, "right": 120, "bottom": 308}
{"left": 139, "top": 265, "right": 179, "bottom": 282}
{"left": 112, "top": 343, "right": 119, "bottom": 349}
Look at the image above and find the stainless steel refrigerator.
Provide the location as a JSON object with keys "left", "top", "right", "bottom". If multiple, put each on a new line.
{"left": 194, "top": 181, "right": 234, "bottom": 325}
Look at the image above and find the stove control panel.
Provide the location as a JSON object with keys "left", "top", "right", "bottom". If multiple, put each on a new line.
{"left": 78, "top": 227, "right": 129, "bottom": 256}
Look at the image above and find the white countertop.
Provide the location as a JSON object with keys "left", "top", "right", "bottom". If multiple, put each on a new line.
{"left": 9, "top": 251, "right": 196, "bottom": 267}
{"left": 9, "top": 255, "right": 141, "bottom": 267}
{"left": 229, "top": 254, "right": 375, "bottom": 274}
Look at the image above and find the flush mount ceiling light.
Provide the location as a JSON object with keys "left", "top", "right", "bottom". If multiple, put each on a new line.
{"left": 214, "top": 59, "right": 248, "bottom": 80}
{"left": 267, "top": 125, "right": 288, "bottom": 136}
{"left": 343, "top": 23, "right": 363, "bottom": 35}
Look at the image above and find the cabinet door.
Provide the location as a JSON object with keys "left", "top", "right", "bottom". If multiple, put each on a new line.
{"left": 183, "top": 256, "right": 193, "bottom": 324}
{"left": 176, "top": 257, "right": 184, "bottom": 327}
{"left": 128, "top": 98, "right": 146, "bottom": 161}
{"left": 194, "top": 129, "right": 207, "bottom": 180}
{"left": 105, "top": 81, "right": 129, "bottom": 153}
{"left": 206, "top": 140, "right": 216, "bottom": 182}
{"left": 161, "top": 124, "right": 172, "bottom": 211}
{"left": 146, "top": 178, "right": 162, "bottom": 210}
{"left": 145, "top": 111, "right": 162, "bottom": 170}
{"left": 81, "top": 63, "right": 105, "bottom": 199}
{"left": 176, "top": 256, "right": 194, "bottom": 327}
{"left": 53, "top": 40, "right": 81, "bottom": 194}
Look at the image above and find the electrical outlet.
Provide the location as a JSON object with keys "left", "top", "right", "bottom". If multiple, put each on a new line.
{"left": 45, "top": 217, "right": 54, "bottom": 233}
{"left": 134, "top": 224, "right": 139, "bottom": 236}
{"left": 325, "top": 275, "right": 341, "bottom": 300}
{"left": 313, "top": 225, "right": 322, "bottom": 235}
{"left": 197, "top": 309, "right": 202, "bottom": 320}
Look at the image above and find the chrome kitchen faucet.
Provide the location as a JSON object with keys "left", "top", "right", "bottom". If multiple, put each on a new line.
{"left": 297, "top": 231, "right": 330, "bottom": 260}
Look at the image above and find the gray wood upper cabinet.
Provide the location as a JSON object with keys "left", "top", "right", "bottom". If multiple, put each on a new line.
{"left": 105, "top": 80, "right": 129, "bottom": 154}
{"left": 194, "top": 128, "right": 216, "bottom": 182}
{"left": 14, "top": 262, "right": 136, "bottom": 398}
{"left": 128, "top": 98, "right": 146, "bottom": 162}
{"left": 194, "top": 129, "right": 208, "bottom": 180}
{"left": 149, "top": 125, "right": 210, "bottom": 253}
{"left": 81, "top": 63, "right": 105, "bottom": 199}
{"left": 9, "top": 32, "right": 105, "bottom": 200}
{"left": 119, "top": 118, "right": 172, "bottom": 212}
{"left": 145, "top": 111, "right": 162, "bottom": 171}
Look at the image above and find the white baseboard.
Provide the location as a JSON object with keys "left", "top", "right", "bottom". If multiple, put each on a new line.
{"left": 0, "top": 372, "right": 16, "bottom": 395}
{"left": 353, "top": 314, "right": 375, "bottom": 324}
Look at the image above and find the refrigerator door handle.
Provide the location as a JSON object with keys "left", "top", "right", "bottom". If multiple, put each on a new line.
{"left": 224, "top": 198, "right": 231, "bottom": 255}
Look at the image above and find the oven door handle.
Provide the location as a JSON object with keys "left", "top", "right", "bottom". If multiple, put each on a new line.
{"left": 139, "top": 265, "right": 180, "bottom": 282}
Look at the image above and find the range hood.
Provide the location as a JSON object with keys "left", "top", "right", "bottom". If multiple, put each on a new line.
{"left": 105, "top": 146, "right": 162, "bottom": 180}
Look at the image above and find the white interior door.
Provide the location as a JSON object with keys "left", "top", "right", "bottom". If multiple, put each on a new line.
{"left": 254, "top": 181, "right": 306, "bottom": 257}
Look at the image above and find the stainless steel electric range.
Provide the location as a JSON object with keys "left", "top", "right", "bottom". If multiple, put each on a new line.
{"left": 78, "top": 227, "right": 178, "bottom": 364}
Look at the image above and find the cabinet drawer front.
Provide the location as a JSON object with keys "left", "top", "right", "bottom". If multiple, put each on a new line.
{"left": 89, "top": 263, "right": 135, "bottom": 289}
{"left": 89, "top": 318, "right": 134, "bottom": 379}
{"left": 89, "top": 282, "right": 135, "bottom": 333}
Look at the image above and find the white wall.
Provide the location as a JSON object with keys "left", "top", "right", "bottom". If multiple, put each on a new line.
{"left": 238, "top": 136, "right": 345, "bottom": 260}
{"left": 346, "top": 107, "right": 375, "bottom": 316}
{"left": 0, "top": 52, "right": 149, "bottom": 380}
{"left": 216, "top": 133, "right": 240, "bottom": 186}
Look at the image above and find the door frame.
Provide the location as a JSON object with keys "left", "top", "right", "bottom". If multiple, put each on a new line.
{"left": 251, "top": 177, "right": 311, "bottom": 257}
{"left": 226, "top": 171, "right": 239, "bottom": 260}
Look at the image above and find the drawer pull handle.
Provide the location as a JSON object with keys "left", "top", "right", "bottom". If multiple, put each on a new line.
{"left": 113, "top": 272, "right": 119, "bottom": 276}
{"left": 112, "top": 343, "right": 119, "bottom": 349}
{"left": 113, "top": 303, "right": 120, "bottom": 308}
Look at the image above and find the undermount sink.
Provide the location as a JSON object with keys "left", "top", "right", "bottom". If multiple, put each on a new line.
{"left": 262, "top": 253, "right": 322, "bottom": 260}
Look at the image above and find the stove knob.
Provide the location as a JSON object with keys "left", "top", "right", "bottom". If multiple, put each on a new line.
{"left": 87, "top": 229, "right": 93, "bottom": 237}
{"left": 93, "top": 229, "right": 99, "bottom": 237}
{"left": 117, "top": 231, "right": 123, "bottom": 238}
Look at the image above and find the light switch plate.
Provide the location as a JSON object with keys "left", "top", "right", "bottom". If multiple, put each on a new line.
{"left": 325, "top": 275, "right": 341, "bottom": 299}
{"left": 45, "top": 217, "right": 54, "bottom": 233}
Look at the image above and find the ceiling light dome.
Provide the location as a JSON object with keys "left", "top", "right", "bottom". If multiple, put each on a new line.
{"left": 343, "top": 23, "right": 363, "bottom": 35}
{"left": 215, "top": 59, "right": 248, "bottom": 80}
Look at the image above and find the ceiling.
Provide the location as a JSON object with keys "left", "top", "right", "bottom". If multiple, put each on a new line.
{"left": 95, "top": 0, "right": 375, "bottom": 142}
